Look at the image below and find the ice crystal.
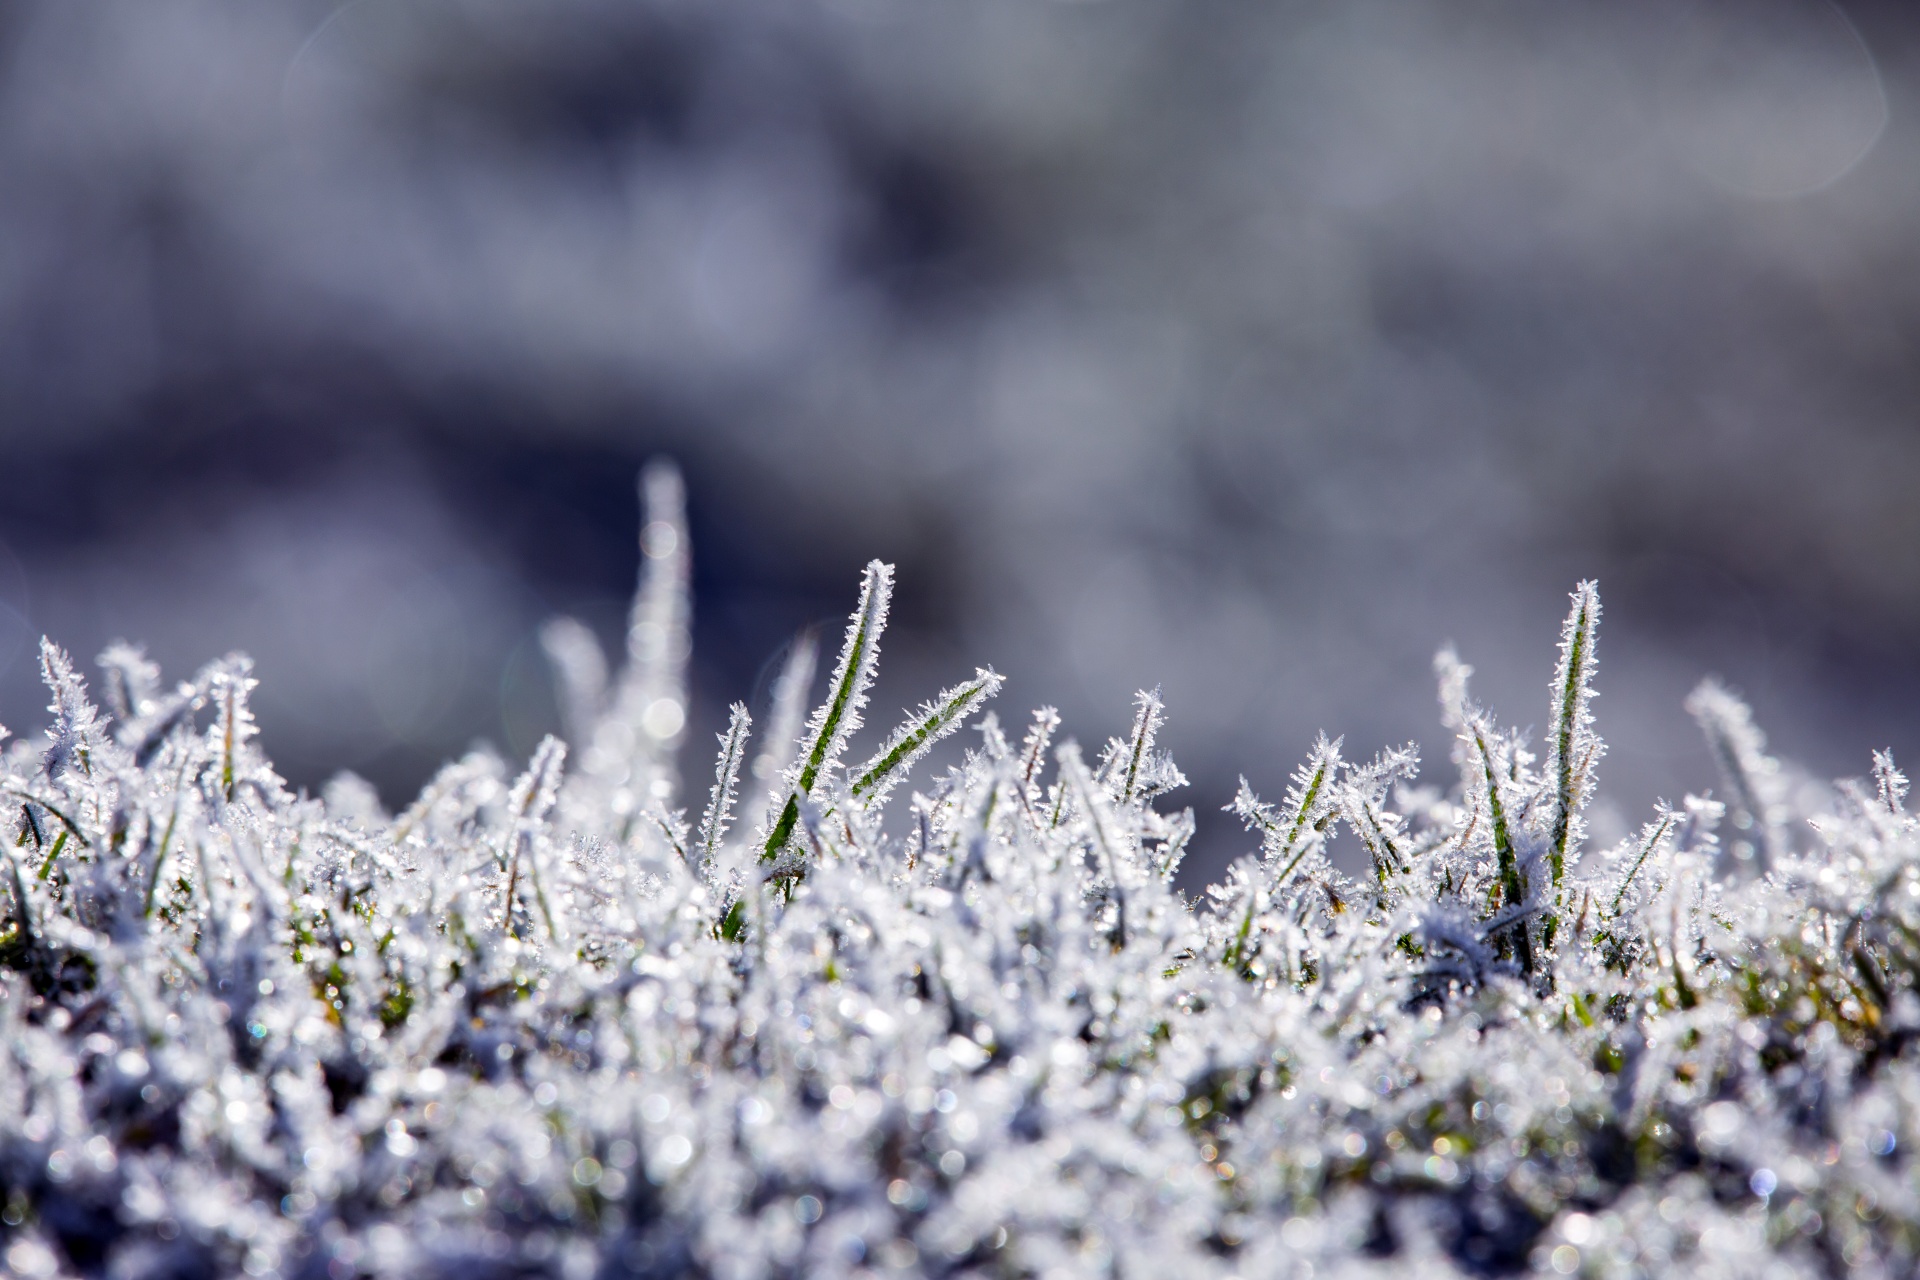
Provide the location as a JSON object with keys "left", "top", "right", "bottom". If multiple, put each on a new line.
{"left": 0, "top": 478, "right": 1916, "bottom": 1279}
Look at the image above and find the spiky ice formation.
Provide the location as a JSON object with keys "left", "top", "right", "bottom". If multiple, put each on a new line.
{"left": 0, "top": 468, "right": 1916, "bottom": 1280}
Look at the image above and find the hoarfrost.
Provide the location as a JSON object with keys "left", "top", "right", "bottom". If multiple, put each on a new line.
{"left": 0, "top": 471, "right": 1915, "bottom": 1278}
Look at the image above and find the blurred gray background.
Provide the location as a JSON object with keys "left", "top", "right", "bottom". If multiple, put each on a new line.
{"left": 3, "top": 0, "right": 1918, "bottom": 878}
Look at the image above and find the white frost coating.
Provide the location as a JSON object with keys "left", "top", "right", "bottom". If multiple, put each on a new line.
{"left": 570, "top": 460, "right": 692, "bottom": 844}
{"left": 697, "top": 702, "right": 752, "bottom": 880}
{"left": 1541, "top": 581, "right": 1603, "bottom": 882}
{"left": 1686, "top": 676, "right": 1789, "bottom": 875}
{"left": 798, "top": 560, "right": 892, "bottom": 787}
{"left": 538, "top": 616, "right": 610, "bottom": 749}
{"left": 759, "top": 559, "right": 892, "bottom": 864}
{"left": 850, "top": 667, "right": 1003, "bottom": 812}
{"left": 0, "top": 513, "right": 1915, "bottom": 1280}
{"left": 745, "top": 630, "right": 817, "bottom": 804}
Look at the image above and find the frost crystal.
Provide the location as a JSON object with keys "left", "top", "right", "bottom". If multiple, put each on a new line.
{"left": 0, "top": 467, "right": 1916, "bottom": 1279}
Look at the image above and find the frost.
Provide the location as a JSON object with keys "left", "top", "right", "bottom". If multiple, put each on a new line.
{"left": 0, "top": 468, "right": 1917, "bottom": 1278}
{"left": 697, "top": 703, "right": 753, "bottom": 880}
{"left": 1686, "top": 676, "right": 1789, "bottom": 875}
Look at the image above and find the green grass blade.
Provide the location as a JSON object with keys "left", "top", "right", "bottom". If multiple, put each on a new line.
{"left": 850, "top": 668, "right": 1003, "bottom": 809}
{"left": 763, "top": 561, "right": 893, "bottom": 861}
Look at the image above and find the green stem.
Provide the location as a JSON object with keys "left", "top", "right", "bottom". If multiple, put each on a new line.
{"left": 1609, "top": 812, "right": 1676, "bottom": 917}
{"left": 1476, "top": 727, "right": 1535, "bottom": 975}
{"left": 1549, "top": 592, "right": 1594, "bottom": 883}
{"left": 763, "top": 564, "right": 890, "bottom": 861}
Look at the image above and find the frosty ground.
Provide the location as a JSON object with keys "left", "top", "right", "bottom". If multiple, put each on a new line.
{"left": 1, "top": 467, "right": 1915, "bottom": 1279}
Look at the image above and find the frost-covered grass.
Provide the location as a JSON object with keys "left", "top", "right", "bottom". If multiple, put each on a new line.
{"left": 1, "top": 465, "right": 1916, "bottom": 1280}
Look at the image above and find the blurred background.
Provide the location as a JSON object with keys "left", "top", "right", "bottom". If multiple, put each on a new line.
{"left": 2, "top": 0, "right": 1918, "bottom": 880}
